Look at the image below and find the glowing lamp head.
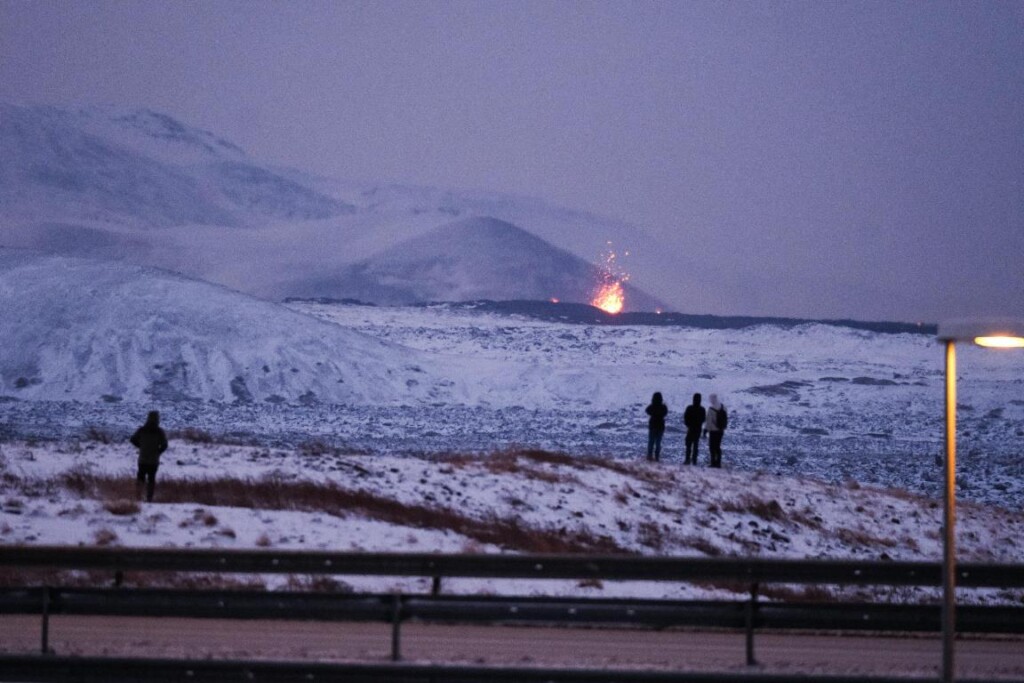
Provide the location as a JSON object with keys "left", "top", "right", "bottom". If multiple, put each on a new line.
{"left": 974, "top": 336, "right": 1024, "bottom": 349}
{"left": 938, "top": 318, "right": 1024, "bottom": 348}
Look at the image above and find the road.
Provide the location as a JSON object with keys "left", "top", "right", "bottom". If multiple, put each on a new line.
{"left": 2, "top": 616, "right": 1023, "bottom": 679}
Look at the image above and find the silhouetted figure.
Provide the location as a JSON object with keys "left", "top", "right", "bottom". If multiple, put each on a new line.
{"left": 703, "top": 394, "right": 728, "bottom": 468}
{"left": 683, "top": 393, "right": 706, "bottom": 465}
{"left": 130, "top": 411, "right": 168, "bottom": 502}
{"left": 645, "top": 392, "right": 668, "bottom": 462}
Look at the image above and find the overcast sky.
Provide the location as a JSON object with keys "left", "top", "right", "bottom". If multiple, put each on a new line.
{"left": 2, "top": 1, "right": 1022, "bottom": 321}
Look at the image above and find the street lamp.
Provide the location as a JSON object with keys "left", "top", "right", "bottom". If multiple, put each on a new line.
{"left": 935, "top": 318, "right": 1024, "bottom": 683}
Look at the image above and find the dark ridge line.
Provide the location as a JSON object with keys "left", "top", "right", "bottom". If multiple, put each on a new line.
{"left": 283, "top": 298, "right": 936, "bottom": 336}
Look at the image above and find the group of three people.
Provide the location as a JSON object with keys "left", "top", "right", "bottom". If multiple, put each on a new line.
{"left": 645, "top": 392, "right": 727, "bottom": 467}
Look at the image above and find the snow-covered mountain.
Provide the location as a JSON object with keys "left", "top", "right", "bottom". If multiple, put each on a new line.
{"left": 284, "top": 216, "right": 665, "bottom": 310}
{"left": 0, "top": 104, "right": 353, "bottom": 227}
{"left": 0, "top": 104, "right": 668, "bottom": 311}
{"left": 0, "top": 249, "right": 445, "bottom": 404}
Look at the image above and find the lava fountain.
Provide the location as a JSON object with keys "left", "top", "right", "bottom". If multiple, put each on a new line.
{"left": 592, "top": 280, "right": 625, "bottom": 314}
{"left": 591, "top": 242, "right": 630, "bottom": 315}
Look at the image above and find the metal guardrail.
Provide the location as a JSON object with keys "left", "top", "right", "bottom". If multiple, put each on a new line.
{"left": 2, "top": 547, "right": 1023, "bottom": 680}
{"left": 1, "top": 655, "right": 1001, "bottom": 683}
{"left": 4, "top": 546, "right": 1024, "bottom": 587}
{"left": 3, "top": 587, "right": 1022, "bottom": 634}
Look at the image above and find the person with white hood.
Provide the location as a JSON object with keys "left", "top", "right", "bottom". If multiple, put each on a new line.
{"left": 703, "top": 394, "right": 728, "bottom": 468}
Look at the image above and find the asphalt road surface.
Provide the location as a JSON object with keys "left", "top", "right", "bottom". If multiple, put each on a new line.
{"left": 2, "top": 616, "right": 1023, "bottom": 679}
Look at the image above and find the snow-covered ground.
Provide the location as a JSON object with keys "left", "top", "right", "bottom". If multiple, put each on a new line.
{"left": 2, "top": 302, "right": 1022, "bottom": 603}
{"left": 2, "top": 440, "right": 1022, "bottom": 604}
{"left": 2, "top": 301, "right": 1021, "bottom": 507}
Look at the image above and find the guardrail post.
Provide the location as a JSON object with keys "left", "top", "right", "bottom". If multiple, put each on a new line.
{"left": 745, "top": 582, "right": 759, "bottom": 666}
{"left": 40, "top": 586, "right": 51, "bottom": 655}
{"left": 390, "top": 593, "right": 402, "bottom": 662}
{"left": 431, "top": 576, "right": 442, "bottom": 596}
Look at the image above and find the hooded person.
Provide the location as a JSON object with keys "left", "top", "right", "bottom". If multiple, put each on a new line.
{"left": 644, "top": 392, "right": 669, "bottom": 462}
{"left": 682, "top": 393, "right": 706, "bottom": 465}
{"left": 130, "top": 410, "right": 169, "bottom": 502}
{"left": 703, "top": 394, "right": 728, "bottom": 468}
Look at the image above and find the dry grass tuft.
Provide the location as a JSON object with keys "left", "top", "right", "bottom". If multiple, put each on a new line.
{"left": 93, "top": 528, "right": 118, "bottom": 546}
{"left": 681, "top": 534, "right": 723, "bottom": 557}
{"left": 103, "top": 498, "right": 141, "bottom": 516}
{"left": 513, "top": 449, "right": 580, "bottom": 468}
{"left": 56, "top": 470, "right": 628, "bottom": 554}
{"left": 637, "top": 520, "right": 666, "bottom": 550}
{"left": 720, "top": 495, "right": 787, "bottom": 523}
{"left": 835, "top": 527, "right": 898, "bottom": 549}
{"left": 440, "top": 449, "right": 582, "bottom": 486}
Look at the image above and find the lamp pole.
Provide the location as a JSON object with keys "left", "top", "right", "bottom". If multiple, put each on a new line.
{"left": 936, "top": 318, "right": 1024, "bottom": 683}
{"left": 942, "top": 339, "right": 956, "bottom": 683}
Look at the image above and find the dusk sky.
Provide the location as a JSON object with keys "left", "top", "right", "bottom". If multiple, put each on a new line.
{"left": 2, "top": 1, "right": 1022, "bottom": 322}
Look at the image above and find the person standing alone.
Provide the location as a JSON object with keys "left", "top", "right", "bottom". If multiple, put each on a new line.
{"left": 703, "top": 394, "right": 728, "bottom": 468}
{"left": 130, "top": 411, "right": 168, "bottom": 502}
{"left": 645, "top": 392, "right": 668, "bottom": 462}
{"left": 682, "top": 393, "right": 706, "bottom": 465}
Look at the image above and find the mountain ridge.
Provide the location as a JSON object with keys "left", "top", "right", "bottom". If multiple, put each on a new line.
{"left": 0, "top": 103, "right": 354, "bottom": 226}
{"left": 0, "top": 103, "right": 673, "bottom": 311}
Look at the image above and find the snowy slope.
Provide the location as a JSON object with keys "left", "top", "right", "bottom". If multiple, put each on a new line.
{"left": 0, "top": 104, "right": 671, "bottom": 310}
{"left": 0, "top": 250, "right": 446, "bottom": 404}
{"left": 0, "top": 104, "right": 352, "bottom": 227}
{"left": 285, "top": 216, "right": 665, "bottom": 310}
{"left": 2, "top": 442, "right": 1022, "bottom": 604}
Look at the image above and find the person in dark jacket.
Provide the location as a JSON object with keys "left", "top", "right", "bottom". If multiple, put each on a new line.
{"left": 130, "top": 411, "right": 168, "bottom": 502}
{"left": 703, "top": 394, "right": 727, "bottom": 468}
{"left": 682, "top": 393, "right": 706, "bottom": 465}
{"left": 644, "top": 392, "right": 668, "bottom": 462}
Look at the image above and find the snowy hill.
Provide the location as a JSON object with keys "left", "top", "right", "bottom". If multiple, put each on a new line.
{"left": 0, "top": 104, "right": 352, "bottom": 227}
{"left": 284, "top": 216, "right": 665, "bottom": 310}
{"left": 0, "top": 250, "right": 445, "bottom": 404}
{"left": 0, "top": 104, "right": 670, "bottom": 311}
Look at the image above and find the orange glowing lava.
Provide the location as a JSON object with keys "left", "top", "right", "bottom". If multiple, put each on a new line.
{"left": 590, "top": 241, "right": 630, "bottom": 314}
{"left": 592, "top": 281, "right": 625, "bottom": 314}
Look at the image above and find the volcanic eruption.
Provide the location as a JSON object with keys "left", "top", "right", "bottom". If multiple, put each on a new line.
{"left": 591, "top": 242, "right": 630, "bottom": 314}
